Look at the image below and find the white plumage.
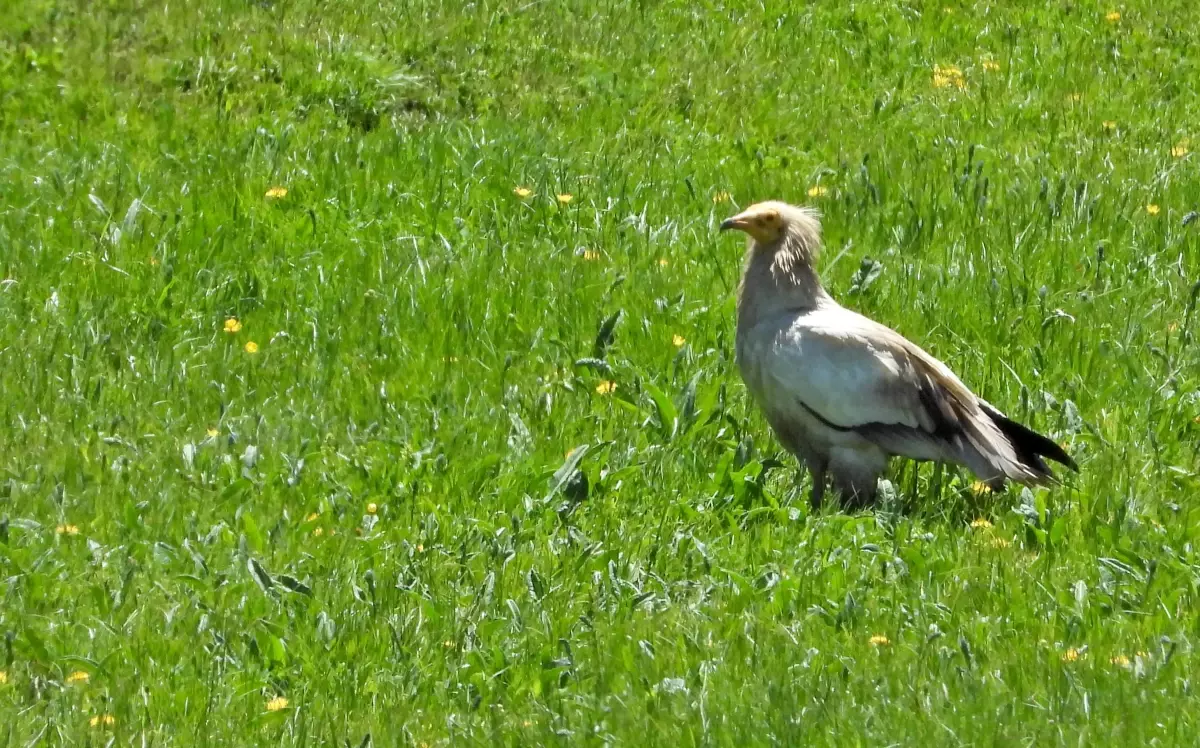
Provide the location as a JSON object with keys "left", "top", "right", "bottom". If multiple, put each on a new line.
{"left": 723, "top": 201, "right": 1076, "bottom": 509}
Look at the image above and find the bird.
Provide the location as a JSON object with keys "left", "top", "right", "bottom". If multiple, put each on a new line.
{"left": 720, "top": 200, "right": 1077, "bottom": 510}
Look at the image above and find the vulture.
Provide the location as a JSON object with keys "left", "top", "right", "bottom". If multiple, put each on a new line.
{"left": 721, "top": 200, "right": 1076, "bottom": 509}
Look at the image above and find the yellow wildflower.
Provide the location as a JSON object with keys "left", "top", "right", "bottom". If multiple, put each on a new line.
{"left": 1066, "top": 93, "right": 1083, "bottom": 103}
{"left": 1146, "top": 204, "right": 1160, "bottom": 216}
{"left": 1102, "top": 120, "right": 1117, "bottom": 131}
{"left": 658, "top": 258, "right": 669, "bottom": 267}
{"left": 1062, "top": 648, "right": 1085, "bottom": 662}
{"left": 366, "top": 502, "right": 378, "bottom": 515}
{"left": 265, "top": 186, "right": 288, "bottom": 199}
{"left": 869, "top": 635, "right": 890, "bottom": 646}
{"left": 982, "top": 60, "right": 1001, "bottom": 72}
{"left": 595, "top": 380, "right": 617, "bottom": 395}
{"left": 970, "top": 518, "right": 993, "bottom": 529}
{"left": 990, "top": 537, "right": 1011, "bottom": 549}
{"left": 513, "top": 186, "right": 533, "bottom": 198}
{"left": 265, "top": 696, "right": 289, "bottom": 711}
{"left": 712, "top": 191, "right": 730, "bottom": 204}
{"left": 313, "top": 527, "right": 323, "bottom": 537}
{"left": 581, "top": 249, "right": 601, "bottom": 261}
{"left": 443, "top": 639, "right": 455, "bottom": 649}
{"left": 0, "top": 671, "right": 7, "bottom": 684}
{"left": 556, "top": 193, "right": 573, "bottom": 204}
{"left": 1172, "top": 139, "right": 1191, "bottom": 158}
{"left": 149, "top": 256, "right": 159, "bottom": 266}
{"left": 1104, "top": 10, "right": 1120, "bottom": 23}
{"left": 206, "top": 427, "right": 219, "bottom": 438}
{"left": 305, "top": 512, "right": 320, "bottom": 522}
{"left": 223, "top": 317, "right": 242, "bottom": 333}
{"left": 56, "top": 524, "right": 80, "bottom": 536}
{"left": 672, "top": 334, "right": 686, "bottom": 347}
{"left": 1110, "top": 655, "right": 1131, "bottom": 668}
{"left": 969, "top": 481, "right": 991, "bottom": 497}
{"left": 89, "top": 715, "right": 115, "bottom": 728}
{"left": 932, "top": 64, "right": 966, "bottom": 90}
{"left": 416, "top": 543, "right": 425, "bottom": 553}
{"left": 66, "top": 671, "right": 90, "bottom": 684}
{"left": 244, "top": 341, "right": 259, "bottom": 354}
{"left": 807, "top": 185, "right": 828, "bottom": 198}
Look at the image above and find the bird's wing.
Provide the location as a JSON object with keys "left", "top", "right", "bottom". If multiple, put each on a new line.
{"left": 754, "top": 307, "right": 981, "bottom": 440}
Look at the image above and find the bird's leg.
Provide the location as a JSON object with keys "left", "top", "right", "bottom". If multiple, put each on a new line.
{"left": 808, "top": 463, "right": 827, "bottom": 512}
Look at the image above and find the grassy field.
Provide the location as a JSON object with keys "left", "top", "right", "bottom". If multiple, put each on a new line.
{"left": 2, "top": 0, "right": 1200, "bottom": 743}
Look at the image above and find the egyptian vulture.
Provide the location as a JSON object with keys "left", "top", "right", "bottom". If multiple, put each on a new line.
{"left": 721, "top": 200, "right": 1076, "bottom": 509}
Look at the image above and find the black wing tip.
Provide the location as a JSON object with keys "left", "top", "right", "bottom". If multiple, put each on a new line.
{"left": 986, "top": 409, "right": 1079, "bottom": 475}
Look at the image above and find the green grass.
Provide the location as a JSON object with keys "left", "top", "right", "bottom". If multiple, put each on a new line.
{"left": 2, "top": 0, "right": 1200, "bottom": 743}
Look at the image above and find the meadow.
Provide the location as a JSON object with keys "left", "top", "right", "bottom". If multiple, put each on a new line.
{"left": 2, "top": 0, "right": 1200, "bottom": 743}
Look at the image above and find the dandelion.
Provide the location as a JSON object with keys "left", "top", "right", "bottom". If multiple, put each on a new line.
{"left": 265, "top": 186, "right": 288, "bottom": 199}
{"left": 244, "top": 341, "right": 259, "bottom": 354}
{"left": 89, "top": 715, "right": 115, "bottom": 728}
{"left": 969, "top": 481, "right": 991, "bottom": 497}
{"left": 313, "top": 527, "right": 324, "bottom": 537}
{"left": 982, "top": 60, "right": 1001, "bottom": 72}
{"left": 1102, "top": 120, "right": 1117, "bottom": 131}
{"left": 443, "top": 639, "right": 455, "bottom": 649}
{"left": 712, "top": 191, "right": 730, "bottom": 204}
{"left": 56, "top": 524, "right": 80, "bottom": 536}
{"left": 658, "top": 258, "right": 669, "bottom": 267}
{"left": 1172, "top": 139, "right": 1191, "bottom": 158}
{"left": 1146, "top": 204, "right": 1161, "bottom": 216}
{"left": 1111, "top": 655, "right": 1132, "bottom": 668}
{"left": 1062, "top": 647, "right": 1085, "bottom": 662}
{"left": 556, "top": 193, "right": 573, "bottom": 204}
{"left": 206, "top": 427, "right": 219, "bottom": 438}
{"left": 1104, "top": 10, "right": 1120, "bottom": 23}
{"left": 0, "top": 671, "right": 7, "bottom": 684}
{"left": 970, "top": 518, "right": 994, "bottom": 529}
{"left": 223, "top": 317, "right": 242, "bottom": 333}
{"left": 990, "top": 537, "right": 1012, "bottom": 549}
{"left": 932, "top": 64, "right": 966, "bottom": 90}
{"left": 305, "top": 512, "right": 320, "bottom": 522}
{"left": 672, "top": 334, "right": 686, "bottom": 347}
{"left": 869, "top": 635, "right": 891, "bottom": 646}
{"left": 581, "top": 249, "right": 601, "bottom": 261}
{"left": 66, "top": 671, "right": 90, "bottom": 684}
{"left": 595, "top": 380, "right": 617, "bottom": 395}
{"left": 366, "top": 502, "right": 378, "bottom": 515}
{"left": 807, "top": 185, "right": 829, "bottom": 198}
{"left": 265, "top": 696, "right": 289, "bottom": 711}
{"left": 513, "top": 186, "right": 533, "bottom": 198}
{"left": 416, "top": 543, "right": 425, "bottom": 553}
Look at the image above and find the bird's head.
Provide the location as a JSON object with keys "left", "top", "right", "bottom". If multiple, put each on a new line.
{"left": 720, "top": 201, "right": 822, "bottom": 258}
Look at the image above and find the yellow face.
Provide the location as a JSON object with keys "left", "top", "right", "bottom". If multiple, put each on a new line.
{"left": 719, "top": 203, "right": 785, "bottom": 243}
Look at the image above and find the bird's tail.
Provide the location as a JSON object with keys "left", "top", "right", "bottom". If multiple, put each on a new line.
{"left": 980, "top": 405, "right": 1077, "bottom": 484}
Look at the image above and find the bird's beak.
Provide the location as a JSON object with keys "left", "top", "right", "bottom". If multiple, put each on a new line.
{"left": 720, "top": 212, "right": 750, "bottom": 232}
